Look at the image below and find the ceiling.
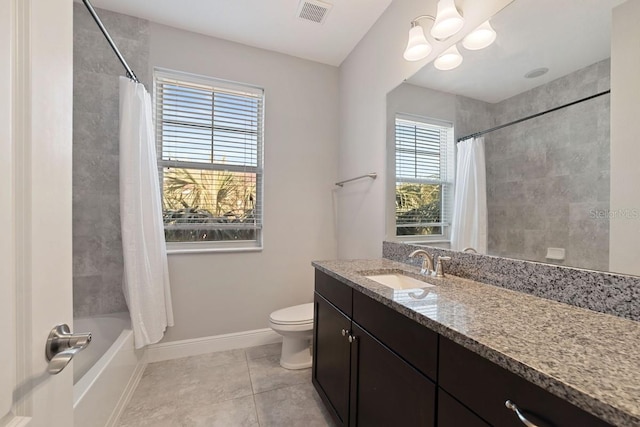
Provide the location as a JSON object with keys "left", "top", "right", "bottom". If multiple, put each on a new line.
{"left": 87, "top": 0, "right": 393, "bottom": 66}
{"left": 407, "top": 0, "right": 625, "bottom": 103}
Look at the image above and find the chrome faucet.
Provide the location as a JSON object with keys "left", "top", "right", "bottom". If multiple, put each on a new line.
{"left": 409, "top": 249, "right": 435, "bottom": 276}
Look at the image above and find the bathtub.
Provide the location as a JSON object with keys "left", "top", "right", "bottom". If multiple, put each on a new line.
{"left": 73, "top": 312, "right": 146, "bottom": 427}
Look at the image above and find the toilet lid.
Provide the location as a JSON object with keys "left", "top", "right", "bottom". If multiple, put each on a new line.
{"left": 270, "top": 303, "right": 314, "bottom": 325}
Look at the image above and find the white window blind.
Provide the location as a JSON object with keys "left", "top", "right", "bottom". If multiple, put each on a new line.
{"left": 395, "top": 115, "right": 454, "bottom": 237}
{"left": 155, "top": 69, "right": 264, "bottom": 247}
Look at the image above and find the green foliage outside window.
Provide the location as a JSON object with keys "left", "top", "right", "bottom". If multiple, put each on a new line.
{"left": 396, "top": 183, "right": 442, "bottom": 236}
{"left": 162, "top": 168, "right": 257, "bottom": 242}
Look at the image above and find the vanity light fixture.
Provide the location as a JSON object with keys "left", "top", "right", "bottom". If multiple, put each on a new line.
{"left": 434, "top": 44, "right": 463, "bottom": 70}
{"left": 403, "top": 3, "right": 497, "bottom": 72}
{"left": 403, "top": 0, "right": 465, "bottom": 62}
{"left": 404, "top": 21, "right": 433, "bottom": 61}
{"left": 431, "top": 0, "right": 465, "bottom": 39}
{"left": 462, "top": 20, "right": 497, "bottom": 50}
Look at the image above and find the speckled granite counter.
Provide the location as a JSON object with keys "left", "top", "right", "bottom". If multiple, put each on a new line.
{"left": 312, "top": 258, "right": 640, "bottom": 427}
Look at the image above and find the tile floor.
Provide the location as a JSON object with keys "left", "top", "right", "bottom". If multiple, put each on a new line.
{"left": 117, "top": 343, "right": 335, "bottom": 427}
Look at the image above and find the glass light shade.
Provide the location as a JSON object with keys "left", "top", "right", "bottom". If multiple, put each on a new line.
{"left": 431, "top": 0, "right": 464, "bottom": 39}
{"left": 403, "top": 25, "right": 432, "bottom": 61}
{"left": 434, "top": 45, "right": 463, "bottom": 70}
{"left": 462, "top": 21, "right": 497, "bottom": 50}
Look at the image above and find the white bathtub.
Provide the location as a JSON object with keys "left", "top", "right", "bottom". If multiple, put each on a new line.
{"left": 73, "top": 312, "right": 146, "bottom": 427}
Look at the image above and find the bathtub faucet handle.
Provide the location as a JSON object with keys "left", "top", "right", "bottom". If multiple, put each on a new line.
{"left": 46, "top": 324, "right": 92, "bottom": 375}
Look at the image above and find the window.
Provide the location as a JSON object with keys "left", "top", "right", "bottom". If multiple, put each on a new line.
{"left": 394, "top": 114, "right": 454, "bottom": 240}
{"left": 154, "top": 69, "right": 264, "bottom": 250}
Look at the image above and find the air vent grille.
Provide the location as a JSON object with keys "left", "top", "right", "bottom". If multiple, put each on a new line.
{"left": 297, "top": 0, "right": 332, "bottom": 24}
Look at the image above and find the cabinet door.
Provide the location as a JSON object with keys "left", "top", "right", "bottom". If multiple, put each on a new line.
{"left": 313, "top": 293, "right": 352, "bottom": 426}
{"left": 438, "top": 389, "right": 490, "bottom": 427}
{"left": 351, "top": 324, "right": 436, "bottom": 427}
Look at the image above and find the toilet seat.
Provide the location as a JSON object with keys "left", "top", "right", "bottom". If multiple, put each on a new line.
{"left": 269, "top": 303, "right": 313, "bottom": 326}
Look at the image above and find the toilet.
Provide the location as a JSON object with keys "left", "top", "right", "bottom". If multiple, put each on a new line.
{"left": 269, "top": 303, "right": 314, "bottom": 369}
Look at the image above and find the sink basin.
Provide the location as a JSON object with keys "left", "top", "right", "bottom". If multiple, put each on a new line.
{"left": 365, "top": 273, "right": 435, "bottom": 290}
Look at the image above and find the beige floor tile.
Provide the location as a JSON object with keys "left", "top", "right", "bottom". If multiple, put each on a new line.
{"left": 248, "top": 353, "right": 311, "bottom": 394}
{"left": 117, "top": 345, "right": 330, "bottom": 427}
{"left": 182, "top": 394, "right": 259, "bottom": 427}
{"left": 254, "top": 382, "right": 335, "bottom": 427}
{"left": 245, "top": 342, "right": 283, "bottom": 360}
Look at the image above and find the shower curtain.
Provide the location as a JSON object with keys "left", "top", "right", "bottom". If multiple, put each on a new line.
{"left": 119, "top": 76, "right": 174, "bottom": 349}
{"left": 450, "top": 137, "right": 488, "bottom": 254}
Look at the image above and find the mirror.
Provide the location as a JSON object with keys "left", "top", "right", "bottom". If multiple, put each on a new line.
{"left": 388, "top": 0, "right": 633, "bottom": 274}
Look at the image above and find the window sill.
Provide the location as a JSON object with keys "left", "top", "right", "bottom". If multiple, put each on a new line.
{"left": 166, "top": 243, "right": 263, "bottom": 255}
{"left": 395, "top": 237, "right": 451, "bottom": 244}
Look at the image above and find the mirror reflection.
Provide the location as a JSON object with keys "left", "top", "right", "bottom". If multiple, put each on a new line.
{"left": 388, "top": 0, "right": 630, "bottom": 274}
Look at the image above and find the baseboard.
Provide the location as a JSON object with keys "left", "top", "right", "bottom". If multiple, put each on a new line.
{"left": 105, "top": 350, "right": 147, "bottom": 427}
{"left": 146, "top": 328, "right": 282, "bottom": 363}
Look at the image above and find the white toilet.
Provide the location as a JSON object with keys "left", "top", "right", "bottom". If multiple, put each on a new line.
{"left": 269, "top": 303, "right": 314, "bottom": 369}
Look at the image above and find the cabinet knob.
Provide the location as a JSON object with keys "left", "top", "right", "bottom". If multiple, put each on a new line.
{"left": 505, "top": 400, "right": 539, "bottom": 427}
{"left": 348, "top": 334, "right": 357, "bottom": 343}
{"left": 341, "top": 329, "right": 349, "bottom": 337}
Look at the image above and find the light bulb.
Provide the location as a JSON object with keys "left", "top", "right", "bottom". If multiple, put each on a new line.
{"left": 431, "top": 0, "right": 464, "bottom": 40}
{"left": 434, "top": 45, "right": 463, "bottom": 71}
{"left": 462, "top": 20, "right": 496, "bottom": 50}
{"left": 403, "top": 25, "right": 432, "bottom": 61}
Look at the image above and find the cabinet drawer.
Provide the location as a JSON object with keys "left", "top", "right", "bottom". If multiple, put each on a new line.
{"left": 352, "top": 290, "right": 438, "bottom": 380}
{"left": 315, "top": 270, "right": 352, "bottom": 316}
{"left": 439, "top": 337, "right": 612, "bottom": 427}
{"left": 438, "top": 389, "right": 490, "bottom": 427}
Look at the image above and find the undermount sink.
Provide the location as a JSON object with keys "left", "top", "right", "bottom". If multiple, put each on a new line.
{"left": 365, "top": 273, "right": 435, "bottom": 290}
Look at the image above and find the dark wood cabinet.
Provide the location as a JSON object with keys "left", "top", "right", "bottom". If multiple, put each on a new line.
{"left": 351, "top": 324, "right": 436, "bottom": 427}
{"left": 313, "top": 271, "right": 436, "bottom": 427}
{"left": 313, "top": 293, "right": 352, "bottom": 426}
{"left": 439, "top": 337, "right": 612, "bottom": 427}
{"left": 353, "top": 290, "right": 438, "bottom": 380}
{"left": 313, "top": 269, "right": 613, "bottom": 427}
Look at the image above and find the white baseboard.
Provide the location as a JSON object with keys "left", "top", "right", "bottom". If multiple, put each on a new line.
{"left": 146, "top": 328, "right": 282, "bottom": 363}
{"left": 106, "top": 350, "right": 147, "bottom": 427}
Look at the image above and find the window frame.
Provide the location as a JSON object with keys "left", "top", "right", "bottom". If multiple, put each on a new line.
{"left": 392, "top": 113, "right": 455, "bottom": 243}
{"left": 153, "top": 68, "right": 265, "bottom": 253}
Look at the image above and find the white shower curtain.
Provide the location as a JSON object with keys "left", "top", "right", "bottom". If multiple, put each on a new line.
{"left": 119, "top": 76, "right": 174, "bottom": 349}
{"left": 450, "top": 137, "right": 488, "bottom": 254}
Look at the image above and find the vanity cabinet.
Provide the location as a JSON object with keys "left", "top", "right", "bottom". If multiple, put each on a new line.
{"left": 313, "top": 268, "right": 614, "bottom": 427}
{"left": 438, "top": 337, "right": 612, "bottom": 427}
{"left": 313, "top": 270, "right": 437, "bottom": 427}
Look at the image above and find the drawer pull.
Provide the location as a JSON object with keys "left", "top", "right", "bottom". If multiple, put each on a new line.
{"left": 505, "top": 400, "right": 539, "bottom": 427}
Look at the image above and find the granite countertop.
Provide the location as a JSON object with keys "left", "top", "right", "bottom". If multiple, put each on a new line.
{"left": 312, "top": 258, "right": 640, "bottom": 427}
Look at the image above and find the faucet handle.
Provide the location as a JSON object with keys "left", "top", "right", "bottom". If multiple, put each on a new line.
{"left": 435, "top": 256, "right": 451, "bottom": 278}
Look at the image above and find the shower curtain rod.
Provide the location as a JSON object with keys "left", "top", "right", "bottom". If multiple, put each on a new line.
{"left": 457, "top": 89, "right": 610, "bottom": 142}
{"left": 82, "top": 0, "right": 140, "bottom": 83}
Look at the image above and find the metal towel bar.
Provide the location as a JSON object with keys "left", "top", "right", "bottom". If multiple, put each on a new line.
{"left": 335, "top": 173, "right": 377, "bottom": 187}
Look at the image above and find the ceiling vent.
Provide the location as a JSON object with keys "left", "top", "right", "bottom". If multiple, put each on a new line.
{"left": 296, "top": 0, "right": 333, "bottom": 25}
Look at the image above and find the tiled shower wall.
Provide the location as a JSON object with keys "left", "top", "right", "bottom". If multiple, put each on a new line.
{"left": 477, "top": 60, "right": 610, "bottom": 271}
{"left": 73, "top": 4, "right": 150, "bottom": 317}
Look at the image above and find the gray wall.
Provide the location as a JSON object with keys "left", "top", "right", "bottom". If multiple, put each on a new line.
{"left": 484, "top": 59, "right": 610, "bottom": 270}
{"left": 73, "top": 4, "right": 149, "bottom": 317}
{"left": 149, "top": 23, "right": 339, "bottom": 342}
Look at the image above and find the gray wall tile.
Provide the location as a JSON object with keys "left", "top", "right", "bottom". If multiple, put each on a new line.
{"left": 73, "top": 3, "right": 150, "bottom": 317}
{"left": 478, "top": 59, "right": 611, "bottom": 270}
